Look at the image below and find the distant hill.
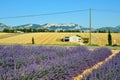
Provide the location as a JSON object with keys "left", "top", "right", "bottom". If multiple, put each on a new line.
{"left": 13, "top": 23, "right": 81, "bottom": 31}
{"left": 0, "top": 23, "right": 10, "bottom": 31}
{"left": 13, "top": 24, "right": 42, "bottom": 29}
{"left": 96, "top": 26, "right": 120, "bottom": 33}
{"left": 0, "top": 23, "right": 120, "bottom": 33}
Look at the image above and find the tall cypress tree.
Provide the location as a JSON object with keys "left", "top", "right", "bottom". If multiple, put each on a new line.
{"left": 108, "top": 30, "right": 112, "bottom": 46}
{"left": 32, "top": 37, "right": 35, "bottom": 44}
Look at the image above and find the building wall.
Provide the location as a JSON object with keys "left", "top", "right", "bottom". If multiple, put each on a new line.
{"left": 69, "top": 36, "right": 80, "bottom": 42}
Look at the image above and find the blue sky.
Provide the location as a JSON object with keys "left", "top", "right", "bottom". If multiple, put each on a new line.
{"left": 0, "top": 0, "right": 120, "bottom": 28}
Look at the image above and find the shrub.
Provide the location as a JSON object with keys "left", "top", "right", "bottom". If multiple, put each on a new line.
{"left": 83, "top": 38, "right": 89, "bottom": 43}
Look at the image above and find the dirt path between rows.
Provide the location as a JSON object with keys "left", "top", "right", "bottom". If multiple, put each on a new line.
{"left": 73, "top": 50, "right": 120, "bottom": 80}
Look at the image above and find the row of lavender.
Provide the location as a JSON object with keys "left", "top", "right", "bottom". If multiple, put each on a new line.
{"left": 0, "top": 45, "right": 112, "bottom": 80}
{"left": 82, "top": 51, "right": 120, "bottom": 80}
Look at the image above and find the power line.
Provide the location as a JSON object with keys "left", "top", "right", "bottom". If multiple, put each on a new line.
{"left": 1, "top": 9, "right": 120, "bottom": 20}
{"left": 0, "top": 9, "right": 89, "bottom": 20}
{"left": 93, "top": 9, "right": 120, "bottom": 13}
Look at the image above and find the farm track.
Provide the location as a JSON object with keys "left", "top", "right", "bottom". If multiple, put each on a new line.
{"left": 73, "top": 50, "right": 120, "bottom": 80}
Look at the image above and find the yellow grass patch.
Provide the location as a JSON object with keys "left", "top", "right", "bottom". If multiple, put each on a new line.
{"left": 0, "top": 32, "right": 119, "bottom": 46}
{"left": 0, "top": 33, "right": 9, "bottom": 36}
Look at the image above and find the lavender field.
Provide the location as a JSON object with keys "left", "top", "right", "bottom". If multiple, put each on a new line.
{"left": 82, "top": 51, "right": 120, "bottom": 80}
{"left": 0, "top": 45, "right": 112, "bottom": 80}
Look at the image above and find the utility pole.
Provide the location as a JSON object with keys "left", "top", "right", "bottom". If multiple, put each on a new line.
{"left": 89, "top": 8, "right": 92, "bottom": 45}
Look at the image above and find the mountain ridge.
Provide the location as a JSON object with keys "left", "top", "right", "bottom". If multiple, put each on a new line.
{"left": 0, "top": 23, "right": 120, "bottom": 32}
{"left": 0, "top": 23, "right": 10, "bottom": 31}
{"left": 13, "top": 23, "right": 81, "bottom": 31}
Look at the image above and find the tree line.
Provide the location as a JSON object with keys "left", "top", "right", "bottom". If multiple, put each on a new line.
{"left": 2, "top": 28, "right": 119, "bottom": 33}
{"left": 2, "top": 28, "right": 81, "bottom": 33}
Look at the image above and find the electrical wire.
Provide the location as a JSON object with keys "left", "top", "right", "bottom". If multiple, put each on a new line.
{"left": 0, "top": 9, "right": 120, "bottom": 20}
{"left": 0, "top": 9, "right": 89, "bottom": 20}
{"left": 93, "top": 9, "right": 120, "bottom": 13}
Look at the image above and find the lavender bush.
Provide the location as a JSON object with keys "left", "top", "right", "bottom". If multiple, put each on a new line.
{"left": 0, "top": 45, "right": 112, "bottom": 80}
{"left": 82, "top": 52, "right": 120, "bottom": 80}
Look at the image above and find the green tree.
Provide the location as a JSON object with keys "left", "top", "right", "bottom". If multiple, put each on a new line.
{"left": 32, "top": 37, "right": 35, "bottom": 44}
{"left": 3, "top": 28, "right": 14, "bottom": 33}
{"left": 108, "top": 30, "right": 112, "bottom": 46}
